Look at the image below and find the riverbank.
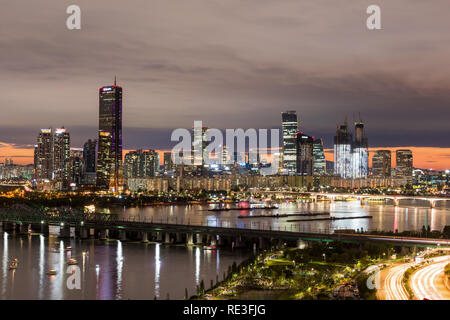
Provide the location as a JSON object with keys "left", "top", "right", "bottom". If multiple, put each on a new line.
{"left": 192, "top": 241, "right": 413, "bottom": 300}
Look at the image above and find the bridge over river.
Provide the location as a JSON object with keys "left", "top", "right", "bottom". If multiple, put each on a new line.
{"left": 249, "top": 190, "right": 450, "bottom": 208}
{"left": 0, "top": 206, "right": 448, "bottom": 249}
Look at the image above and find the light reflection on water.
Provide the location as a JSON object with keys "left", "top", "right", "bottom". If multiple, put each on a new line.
{"left": 120, "top": 201, "right": 449, "bottom": 233}
{"left": 0, "top": 234, "right": 246, "bottom": 300}
{"left": 0, "top": 200, "right": 448, "bottom": 299}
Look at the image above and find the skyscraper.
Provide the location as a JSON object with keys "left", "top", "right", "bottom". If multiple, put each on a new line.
{"left": 281, "top": 111, "right": 298, "bottom": 175}
{"left": 83, "top": 139, "right": 97, "bottom": 173}
{"left": 53, "top": 127, "right": 71, "bottom": 190}
{"left": 192, "top": 126, "right": 209, "bottom": 166}
{"left": 35, "top": 129, "right": 53, "bottom": 181}
{"left": 69, "top": 148, "right": 84, "bottom": 187}
{"left": 396, "top": 149, "right": 413, "bottom": 180}
{"left": 312, "top": 139, "right": 326, "bottom": 176}
{"left": 96, "top": 78, "right": 123, "bottom": 192}
{"left": 351, "top": 121, "right": 369, "bottom": 178}
{"left": 296, "top": 133, "right": 314, "bottom": 176}
{"left": 372, "top": 150, "right": 391, "bottom": 177}
{"left": 333, "top": 120, "right": 352, "bottom": 178}
{"left": 154, "top": 152, "right": 160, "bottom": 174}
{"left": 82, "top": 139, "right": 97, "bottom": 186}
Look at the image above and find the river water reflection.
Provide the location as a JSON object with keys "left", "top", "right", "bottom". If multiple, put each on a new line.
{"left": 0, "top": 200, "right": 448, "bottom": 299}
{"left": 120, "top": 200, "right": 450, "bottom": 233}
{"left": 0, "top": 234, "right": 247, "bottom": 300}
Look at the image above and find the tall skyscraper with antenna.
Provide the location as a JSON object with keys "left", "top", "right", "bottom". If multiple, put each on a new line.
{"left": 96, "top": 77, "right": 123, "bottom": 192}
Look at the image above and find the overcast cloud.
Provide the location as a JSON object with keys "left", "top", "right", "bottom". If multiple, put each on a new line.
{"left": 1, "top": 0, "right": 450, "bottom": 150}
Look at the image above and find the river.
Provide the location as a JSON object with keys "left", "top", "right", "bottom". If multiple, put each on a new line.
{"left": 0, "top": 199, "right": 448, "bottom": 299}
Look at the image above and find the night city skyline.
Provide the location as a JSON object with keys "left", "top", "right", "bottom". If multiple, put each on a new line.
{"left": 1, "top": 1, "right": 450, "bottom": 170}
{"left": 1, "top": 0, "right": 450, "bottom": 307}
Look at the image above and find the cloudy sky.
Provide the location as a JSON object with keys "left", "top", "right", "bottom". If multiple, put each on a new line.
{"left": 1, "top": 0, "right": 450, "bottom": 169}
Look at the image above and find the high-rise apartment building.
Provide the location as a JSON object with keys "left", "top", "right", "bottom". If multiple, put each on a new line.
{"left": 124, "top": 149, "right": 157, "bottom": 181}
{"left": 35, "top": 129, "right": 53, "bottom": 181}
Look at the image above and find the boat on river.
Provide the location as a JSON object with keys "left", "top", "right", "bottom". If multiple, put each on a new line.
{"left": 8, "top": 258, "right": 19, "bottom": 270}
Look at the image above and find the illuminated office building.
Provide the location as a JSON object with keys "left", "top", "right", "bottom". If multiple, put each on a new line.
{"left": 53, "top": 127, "right": 71, "bottom": 190}
{"left": 312, "top": 139, "right": 326, "bottom": 176}
{"left": 35, "top": 129, "right": 53, "bottom": 181}
{"left": 296, "top": 133, "right": 314, "bottom": 176}
{"left": 351, "top": 121, "right": 369, "bottom": 178}
{"left": 372, "top": 150, "right": 391, "bottom": 177}
{"left": 281, "top": 111, "right": 298, "bottom": 175}
{"left": 96, "top": 78, "right": 123, "bottom": 192}
{"left": 333, "top": 121, "right": 352, "bottom": 178}
{"left": 396, "top": 149, "right": 413, "bottom": 179}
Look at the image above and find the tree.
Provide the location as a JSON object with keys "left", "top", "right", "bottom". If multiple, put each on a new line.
{"left": 200, "top": 280, "right": 205, "bottom": 294}
{"left": 443, "top": 226, "right": 450, "bottom": 238}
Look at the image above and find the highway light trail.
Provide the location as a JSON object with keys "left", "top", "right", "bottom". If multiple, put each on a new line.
{"left": 410, "top": 256, "right": 450, "bottom": 300}
{"left": 384, "top": 263, "right": 414, "bottom": 300}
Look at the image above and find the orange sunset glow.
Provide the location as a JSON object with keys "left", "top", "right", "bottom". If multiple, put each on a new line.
{"left": 2, "top": 142, "right": 449, "bottom": 171}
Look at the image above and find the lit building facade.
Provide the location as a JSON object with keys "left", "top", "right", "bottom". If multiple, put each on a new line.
{"left": 396, "top": 149, "right": 413, "bottom": 181}
{"left": 281, "top": 111, "right": 298, "bottom": 175}
{"left": 35, "top": 129, "right": 53, "bottom": 181}
{"left": 163, "top": 152, "right": 175, "bottom": 172}
{"left": 312, "top": 139, "right": 326, "bottom": 176}
{"left": 296, "top": 133, "right": 314, "bottom": 176}
{"left": 124, "top": 149, "right": 157, "bottom": 181}
{"left": 351, "top": 121, "right": 369, "bottom": 178}
{"left": 333, "top": 121, "right": 352, "bottom": 178}
{"left": 96, "top": 79, "right": 123, "bottom": 192}
{"left": 372, "top": 150, "right": 391, "bottom": 177}
{"left": 53, "top": 128, "right": 71, "bottom": 190}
